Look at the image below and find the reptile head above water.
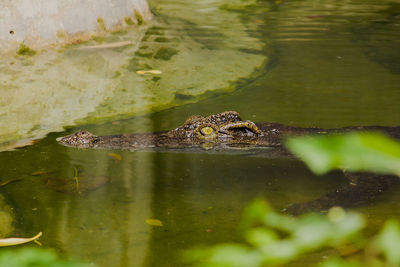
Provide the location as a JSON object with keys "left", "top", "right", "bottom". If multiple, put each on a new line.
{"left": 57, "top": 111, "right": 266, "bottom": 150}
{"left": 169, "top": 111, "right": 261, "bottom": 140}
{"left": 57, "top": 130, "right": 99, "bottom": 149}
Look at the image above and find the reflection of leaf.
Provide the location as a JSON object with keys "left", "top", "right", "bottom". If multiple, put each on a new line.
{"left": 146, "top": 219, "right": 163, "bottom": 227}
{"left": 0, "top": 232, "right": 42, "bottom": 247}
{"left": 108, "top": 153, "right": 122, "bottom": 161}
{"left": 286, "top": 133, "right": 400, "bottom": 176}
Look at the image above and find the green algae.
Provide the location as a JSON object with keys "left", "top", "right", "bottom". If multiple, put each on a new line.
{"left": 152, "top": 76, "right": 161, "bottom": 82}
{"left": 134, "top": 9, "right": 144, "bottom": 25}
{"left": 16, "top": 43, "right": 36, "bottom": 57}
{"left": 97, "top": 17, "right": 107, "bottom": 31}
{"left": 134, "top": 51, "right": 153, "bottom": 59}
{"left": 112, "top": 71, "right": 121, "bottom": 79}
{"left": 153, "top": 47, "right": 179, "bottom": 60}
{"left": 111, "top": 30, "right": 128, "bottom": 36}
{"left": 92, "top": 36, "right": 106, "bottom": 43}
{"left": 219, "top": 0, "right": 258, "bottom": 12}
{"left": 124, "top": 17, "right": 135, "bottom": 25}
{"left": 145, "top": 27, "right": 165, "bottom": 36}
{"left": 154, "top": 37, "right": 170, "bottom": 43}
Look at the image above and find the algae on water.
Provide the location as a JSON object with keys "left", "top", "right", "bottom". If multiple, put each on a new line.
{"left": 153, "top": 47, "right": 178, "bottom": 60}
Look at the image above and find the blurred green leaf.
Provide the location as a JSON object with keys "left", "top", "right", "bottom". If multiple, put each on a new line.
{"left": 332, "top": 212, "right": 365, "bottom": 242}
{"left": 263, "top": 212, "right": 299, "bottom": 232}
{"left": 186, "top": 201, "right": 366, "bottom": 267}
{"left": 245, "top": 228, "right": 278, "bottom": 247}
{"left": 0, "top": 248, "right": 92, "bottom": 267}
{"left": 291, "top": 211, "right": 364, "bottom": 252}
{"left": 257, "top": 240, "right": 298, "bottom": 263}
{"left": 208, "top": 245, "right": 262, "bottom": 267}
{"left": 240, "top": 199, "right": 272, "bottom": 230}
{"left": 286, "top": 132, "right": 400, "bottom": 176}
{"left": 375, "top": 220, "right": 400, "bottom": 265}
{"left": 184, "top": 244, "right": 262, "bottom": 267}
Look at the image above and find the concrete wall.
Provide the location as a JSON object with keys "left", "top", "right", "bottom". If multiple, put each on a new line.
{"left": 0, "top": 0, "right": 152, "bottom": 52}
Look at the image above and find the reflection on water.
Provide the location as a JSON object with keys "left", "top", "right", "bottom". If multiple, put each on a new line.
{"left": 0, "top": 142, "right": 346, "bottom": 266}
{"left": 0, "top": 0, "right": 400, "bottom": 266}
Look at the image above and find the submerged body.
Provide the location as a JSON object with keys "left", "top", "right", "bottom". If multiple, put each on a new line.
{"left": 58, "top": 111, "right": 400, "bottom": 214}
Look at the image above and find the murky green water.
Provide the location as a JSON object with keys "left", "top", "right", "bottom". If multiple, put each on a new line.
{"left": 1, "top": 0, "right": 400, "bottom": 266}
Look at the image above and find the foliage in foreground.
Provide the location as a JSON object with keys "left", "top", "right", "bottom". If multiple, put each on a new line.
{"left": 185, "top": 132, "right": 400, "bottom": 266}
{"left": 184, "top": 200, "right": 400, "bottom": 267}
{"left": 0, "top": 248, "right": 92, "bottom": 267}
{"left": 286, "top": 132, "right": 400, "bottom": 176}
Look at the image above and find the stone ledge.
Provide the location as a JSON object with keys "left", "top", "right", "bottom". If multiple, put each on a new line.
{"left": 0, "top": 0, "right": 152, "bottom": 52}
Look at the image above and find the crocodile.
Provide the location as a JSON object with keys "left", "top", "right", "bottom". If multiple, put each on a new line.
{"left": 58, "top": 111, "right": 400, "bottom": 214}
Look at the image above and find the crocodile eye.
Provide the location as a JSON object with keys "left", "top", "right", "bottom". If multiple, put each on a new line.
{"left": 200, "top": 126, "right": 214, "bottom": 135}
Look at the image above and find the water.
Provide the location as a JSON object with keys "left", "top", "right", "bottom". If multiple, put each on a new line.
{"left": 1, "top": 0, "right": 400, "bottom": 266}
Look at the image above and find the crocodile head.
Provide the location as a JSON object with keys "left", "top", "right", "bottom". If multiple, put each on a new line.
{"left": 57, "top": 111, "right": 264, "bottom": 150}
{"left": 169, "top": 111, "right": 261, "bottom": 141}
{"left": 57, "top": 130, "right": 99, "bottom": 149}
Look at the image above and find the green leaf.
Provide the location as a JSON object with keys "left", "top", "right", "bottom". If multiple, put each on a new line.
{"left": 245, "top": 228, "right": 278, "bottom": 247}
{"left": 208, "top": 244, "right": 262, "bottom": 267}
{"left": 286, "top": 132, "right": 400, "bottom": 176}
{"left": 184, "top": 244, "right": 262, "bottom": 267}
{"left": 240, "top": 199, "right": 273, "bottom": 231}
{"left": 0, "top": 248, "right": 91, "bottom": 267}
{"left": 375, "top": 220, "right": 400, "bottom": 264}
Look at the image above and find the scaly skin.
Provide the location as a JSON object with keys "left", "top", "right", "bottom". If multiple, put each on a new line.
{"left": 57, "top": 111, "right": 400, "bottom": 214}
{"left": 57, "top": 111, "right": 400, "bottom": 150}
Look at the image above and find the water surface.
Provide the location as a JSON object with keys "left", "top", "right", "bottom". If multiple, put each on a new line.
{"left": 1, "top": 0, "right": 400, "bottom": 266}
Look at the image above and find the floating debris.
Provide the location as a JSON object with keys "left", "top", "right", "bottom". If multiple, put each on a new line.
{"left": 136, "top": 70, "right": 162, "bottom": 75}
{"left": 31, "top": 170, "right": 54, "bottom": 176}
{"left": 0, "top": 178, "right": 22, "bottom": 187}
{"left": 108, "top": 152, "right": 122, "bottom": 161}
{"left": 0, "top": 232, "right": 42, "bottom": 247}
{"left": 146, "top": 219, "right": 163, "bottom": 227}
